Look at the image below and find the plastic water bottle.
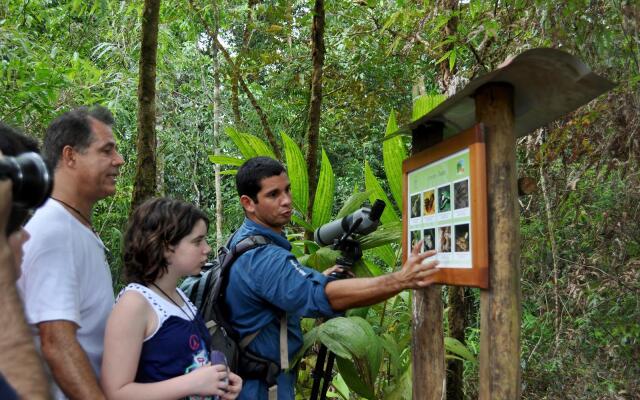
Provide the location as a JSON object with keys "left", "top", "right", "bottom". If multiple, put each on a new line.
{"left": 210, "top": 350, "right": 228, "bottom": 400}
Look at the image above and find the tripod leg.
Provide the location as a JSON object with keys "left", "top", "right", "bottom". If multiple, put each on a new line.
{"left": 319, "top": 352, "right": 336, "bottom": 400}
{"left": 310, "top": 344, "right": 328, "bottom": 400}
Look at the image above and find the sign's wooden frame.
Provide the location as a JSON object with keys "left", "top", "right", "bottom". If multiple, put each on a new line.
{"left": 402, "top": 124, "right": 488, "bottom": 288}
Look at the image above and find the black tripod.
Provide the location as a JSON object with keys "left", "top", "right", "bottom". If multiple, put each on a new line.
{"left": 309, "top": 224, "right": 363, "bottom": 400}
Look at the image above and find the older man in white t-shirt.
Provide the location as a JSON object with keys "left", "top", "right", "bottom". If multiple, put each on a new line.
{"left": 17, "top": 106, "right": 124, "bottom": 400}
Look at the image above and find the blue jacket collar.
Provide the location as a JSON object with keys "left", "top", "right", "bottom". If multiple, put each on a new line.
{"left": 238, "top": 218, "right": 291, "bottom": 251}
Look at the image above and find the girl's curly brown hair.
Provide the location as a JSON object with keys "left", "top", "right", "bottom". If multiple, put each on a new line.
{"left": 123, "top": 197, "right": 209, "bottom": 285}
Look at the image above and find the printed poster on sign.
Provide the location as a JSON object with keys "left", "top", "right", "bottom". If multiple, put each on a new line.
{"left": 407, "top": 149, "right": 472, "bottom": 268}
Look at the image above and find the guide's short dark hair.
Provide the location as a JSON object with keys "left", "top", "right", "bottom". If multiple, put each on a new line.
{"left": 0, "top": 123, "right": 40, "bottom": 234}
{"left": 43, "top": 105, "right": 114, "bottom": 168}
{"left": 123, "top": 197, "right": 209, "bottom": 285}
{"left": 235, "top": 156, "right": 286, "bottom": 202}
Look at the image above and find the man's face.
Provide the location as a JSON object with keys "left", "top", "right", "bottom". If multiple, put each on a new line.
{"left": 74, "top": 119, "right": 124, "bottom": 202}
{"left": 241, "top": 172, "right": 292, "bottom": 233}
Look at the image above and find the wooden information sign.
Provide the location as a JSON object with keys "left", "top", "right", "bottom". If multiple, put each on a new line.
{"left": 402, "top": 124, "right": 488, "bottom": 288}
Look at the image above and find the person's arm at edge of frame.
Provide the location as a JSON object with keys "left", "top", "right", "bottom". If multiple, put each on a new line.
{"left": 38, "top": 320, "right": 106, "bottom": 400}
{"left": 324, "top": 241, "right": 438, "bottom": 311}
{"left": 0, "top": 180, "right": 51, "bottom": 400}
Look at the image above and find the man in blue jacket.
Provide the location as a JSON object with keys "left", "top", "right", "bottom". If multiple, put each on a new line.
{"left": 226, "top": 156, "right": 439, "bottom": 400}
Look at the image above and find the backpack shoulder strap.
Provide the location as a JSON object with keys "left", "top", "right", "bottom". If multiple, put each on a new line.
{"left": 233, "top": 234, "right": 271, "bottom": 256}
{"left": 231, "top": 234, "right": 289, "bottom": 370}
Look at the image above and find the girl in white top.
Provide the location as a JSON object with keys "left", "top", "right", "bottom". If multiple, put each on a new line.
{"left": 101, "top": 198, "right": 242, "bottom": 400}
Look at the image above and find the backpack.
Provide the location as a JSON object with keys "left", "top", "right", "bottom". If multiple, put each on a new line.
{"left": 181, "top": 234, "right": 286, "bottom": 392}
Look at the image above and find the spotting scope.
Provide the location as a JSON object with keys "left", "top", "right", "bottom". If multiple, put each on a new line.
{"left": 314, "top": 199, "right": 386, "bottom": 246}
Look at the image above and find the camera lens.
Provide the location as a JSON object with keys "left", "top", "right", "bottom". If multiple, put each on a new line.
{"left": 0, "top": 152, "right": 53, "bottom": 209}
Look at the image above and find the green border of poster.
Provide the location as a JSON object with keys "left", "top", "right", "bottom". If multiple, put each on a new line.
{"left": 407, "top": 148, "right": 472, "bottom": 268}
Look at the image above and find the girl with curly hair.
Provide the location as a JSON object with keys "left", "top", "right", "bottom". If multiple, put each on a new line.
{"left": 101, "top": 197, "right": 242, "bottom": 400}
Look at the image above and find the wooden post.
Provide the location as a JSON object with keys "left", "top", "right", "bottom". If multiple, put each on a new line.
{"left": 475, "top": 83, "right": 522, "bottom": 399}
{"left": 411, "top": 122, "right": 446, "bottom": 400}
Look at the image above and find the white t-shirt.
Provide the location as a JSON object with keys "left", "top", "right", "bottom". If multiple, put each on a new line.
{"left": 17, "top": 199, "right": 115, "bottom": 400}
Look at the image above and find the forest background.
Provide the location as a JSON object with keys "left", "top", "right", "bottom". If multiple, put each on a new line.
{"left": 1, "top": 0, "right": 638, "bottom": 399}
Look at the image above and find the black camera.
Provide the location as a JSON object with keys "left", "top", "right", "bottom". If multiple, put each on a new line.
{"left": 0, "top": 152, "right": 53, "bottom": 233}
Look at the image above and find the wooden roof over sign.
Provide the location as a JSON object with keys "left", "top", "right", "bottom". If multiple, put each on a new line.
{"left": 388, "top": 48, "right": 616, "bottom": 140}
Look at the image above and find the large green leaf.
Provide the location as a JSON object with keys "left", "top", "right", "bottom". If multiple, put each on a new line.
{"left": 444, "top": 337, "right": 477, "bottom": 364}
{"left": 331, "top": 373, "right": 350, "bottom": 400}
{"left": 364, "top": 161, "right": 399, "bottom": 224}
{"left": 224, "top": 126, "right": 275, "bottom": 159}
{"left": 297, "top": 246, "right": 340, "bottom": 271}
{"left": 411, "top": 93, "right": 446, "bottom": 121}
{"left": 351, "top": 317, "right": 383, "bottom": 383}
{"left": 336, "top": 190, "right": 373, "bottom": 219}
{"left": 317, "top": 318, "right": 366, "bottom": 359}
{"left": 382, "top": 110, "right": 406, "bottom": 210}
{"left": 358, "top": 220, "right": 401, "bottom": 250}
{"left": 365, "top": 243, "right": 397, "bottom": 267}
{"left": 281, "top": 131, "right": 308, "bottom": 213}
{"left": 241, "top": 131, "right": 275, "bottom": 158}
{"left": 208, "top": 154, "right": 245, "bottom": 166}
{"left": 352, "top": 258, "right": 382, "bottom": 278}
{"left": 317, "top": 317, "right": 381, "bottom": 400}
{"left": 336, "top": 357, "right": 375, "bottom": 399}
{"left": 290, "top": 213, "right": 314, "bottom": 232}
{"left": 380, "top": 333, "right": 402, "bottom": 379}
{"left": 225, "top": 126, "right": 257, "bottom": 158}
{"left": 311, "top": 149, "right": 335, "bottom": 229}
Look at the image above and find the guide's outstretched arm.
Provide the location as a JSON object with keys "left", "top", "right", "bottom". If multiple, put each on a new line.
{"left": 324, "top": 241, "right": 438, "bottom": 311}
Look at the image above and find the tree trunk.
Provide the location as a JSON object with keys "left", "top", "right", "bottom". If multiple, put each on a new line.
{"left": 212, "top": 8, "right": 223, "bottom": 248}
{"left": 437, "top": 0, "right": 458, "bottom": 93}
{"left": 305, "top": 0, "right": 325, "bottom": 225}
{"left": 231, "top": 0, "right": 258, "bottom": 129}
{"left": 237, "top": 75, "right": 281, "bottom": 158}
{"left": 476, "top": 83, "right": 522, "bottom": 400}
{"left": 446, "top": 286, "right": 466, "bottom": 400}
{"left": 231, "top": 71, "right": 242, "bottom": 128}
{"left": 412, "top": 126, "right": 445, "bottom": 400}
{"left": 131, "top": 0, "right": 160, "bottom": 211}
{"left": 538, "top": 128, "right": 561, "bottom": 349}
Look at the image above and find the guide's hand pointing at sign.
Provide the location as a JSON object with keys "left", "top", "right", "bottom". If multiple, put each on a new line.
{"left": 394, "top": 240, "right": 439, "bottom": 289}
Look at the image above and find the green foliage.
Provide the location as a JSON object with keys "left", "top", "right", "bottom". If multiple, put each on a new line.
{"left": 336, "top": 190, "right": 373, "bottom": 219}
{"left": 300, "top": 317, "right": 383, "bottom": 399}
{"left": 311, "top": 150, "right": 335, "bottom": 229}
{"left": 281, "top": 131, "right": 309, "bottom": 214}
{"left": 364, "top": 161, "right": 399, "bottom": 224}
{"left": 208, "top": 155, "right": 244, "bottom": 166}
{"left": 224, "top": 126, "right": 275, "bottom": 159}
{"left": 382, "top": 110, "right": 405, "bottom": 209}
{"left": 412, "top": 93, "right": 446, "bottom": 121}
{"left": 3, "top": 0, "right": 638, "bottom": 397}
